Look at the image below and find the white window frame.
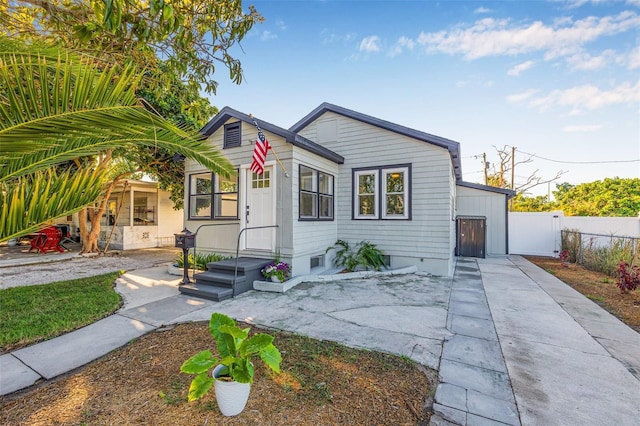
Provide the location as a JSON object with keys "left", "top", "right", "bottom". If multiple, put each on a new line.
{"left": 354, "top": 170, "right": 379, "bottom": 219}
{"left": 353, "top": 165, "right": 410, "bottom": 220}
{"left": 382, "top": 167, "right": 409, "bottom": 219}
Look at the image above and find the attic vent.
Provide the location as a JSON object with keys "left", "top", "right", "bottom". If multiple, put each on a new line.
{"left": 224, "top": 122, "right": 241, "bottom": 148}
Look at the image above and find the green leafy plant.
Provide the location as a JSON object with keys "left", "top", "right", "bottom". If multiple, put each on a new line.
{"left": 180, "top": 312, "right": 282, "bottom": 401}
{"left": 174, "top": 252, "right": 231, "bottom": 271}
{"left": 326, "top": 240, "right": 387, "bottom": 272}
{"left": 261, "top": 261, "right": 291, "bottom": 281}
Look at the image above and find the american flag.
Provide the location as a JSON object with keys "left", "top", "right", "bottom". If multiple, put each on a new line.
{"left": 250, "top": 119, "right": 271, "bottom": 175}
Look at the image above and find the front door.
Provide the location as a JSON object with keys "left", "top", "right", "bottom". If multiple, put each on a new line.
{"left": 245, "top": 167, "right": 275, "bottom": 250}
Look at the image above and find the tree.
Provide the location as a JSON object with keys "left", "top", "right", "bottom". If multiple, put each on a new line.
{"left": 552, "top": 178, "right": 640, "bottom": 217}
{"left": 0, "top": 0, "right": 262, "bottom": 95}
{"left": 483, "top": 145, "right": 566, "bottom": 195}
{"left": 0, "top": 41, "right": 234, "bottom": 243}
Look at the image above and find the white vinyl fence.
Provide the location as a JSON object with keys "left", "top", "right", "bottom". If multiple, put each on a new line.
{"left": 509, "top": 211, "right": 640, "bottom": 257}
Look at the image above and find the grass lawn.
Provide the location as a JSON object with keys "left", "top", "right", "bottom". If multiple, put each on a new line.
{"left": 0, "top": 271, "right": 122, "bottom": 352}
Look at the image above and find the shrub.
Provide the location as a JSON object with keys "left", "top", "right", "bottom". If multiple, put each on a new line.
{"left": 175, "top": 252, "right": 231, "bottom": 271}
{"left": 326, "top": 240, "right": 387, "bottom": 272}
{"left": 615, "top": 261, "right": 639, "bottom": 294}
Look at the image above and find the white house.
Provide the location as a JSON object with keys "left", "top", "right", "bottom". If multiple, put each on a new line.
{"left": 182, "top": 103, "right": 513, "bottom": 300}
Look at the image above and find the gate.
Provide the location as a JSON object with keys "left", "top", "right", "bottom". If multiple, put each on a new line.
{"left": 457, "top": 217, "right": 486, "bottom": 258}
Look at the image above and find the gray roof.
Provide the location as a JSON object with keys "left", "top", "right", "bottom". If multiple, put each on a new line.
{"left": 200, "top": 107, "right": 344, "bottom": 164}
{"left": 290, "top": 102, "right": 463, "bottom": 180}
{"left": 457, "top": 181, "right": 516, "bottom": 198}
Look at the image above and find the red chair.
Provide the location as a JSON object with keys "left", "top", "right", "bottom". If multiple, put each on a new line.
{"left": 28, "top": 226, "right": 65, "bottom": 253}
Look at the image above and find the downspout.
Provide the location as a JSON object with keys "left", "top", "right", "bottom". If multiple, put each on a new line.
{"left": 505, "top": 195, "right": 510, "bottom": 255}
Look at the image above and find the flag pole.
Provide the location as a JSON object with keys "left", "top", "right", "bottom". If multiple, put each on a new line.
{"left": 249, "top": 114, "right": 289, "bottom": 177}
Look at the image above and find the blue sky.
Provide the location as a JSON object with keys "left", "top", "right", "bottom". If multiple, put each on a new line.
{"left": 211, "top": 0, "right": 640, "bottom": 196}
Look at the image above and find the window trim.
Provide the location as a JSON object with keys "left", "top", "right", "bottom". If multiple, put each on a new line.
{"left": 188, "top": 171, "right": 239, "bottom": 220}
{"left": 223, "top": 121, "right": 241, "bottom": 148}
{"left": 298, "top": 164, "right": 335, "bottom": 221}
{"left": 352, "top": 164, "right": 411, "bottom": 220}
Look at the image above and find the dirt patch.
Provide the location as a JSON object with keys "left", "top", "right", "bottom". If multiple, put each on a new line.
{"left": 0, "top": 322, "right": 433, "bottom": 425}
{"left": 525, "top": 256, "right": 640, "bottom": 333}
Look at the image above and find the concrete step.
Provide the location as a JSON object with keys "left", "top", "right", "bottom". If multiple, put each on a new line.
{"left": 179, "top": 283, "right": 233, "bottom": 302}
{"left": 194, "top": 271, "right": 245, "bottom": 287}
{"left": 206, "top": 257, "right": 271, "bottom": 273}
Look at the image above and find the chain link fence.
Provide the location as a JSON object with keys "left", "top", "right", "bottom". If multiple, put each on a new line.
{"left": 561, "top": 229, "right": 639, "bottom": 276}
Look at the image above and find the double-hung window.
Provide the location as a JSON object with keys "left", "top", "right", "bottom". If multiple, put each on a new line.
{"left": 189, "top": 171, "right": 239, "bottom": 219}
{"left": 353, "top": 164, "right": 410, "bottom": 220}
{"left": 299, "top": 165, "right": 334, "bottom": 220}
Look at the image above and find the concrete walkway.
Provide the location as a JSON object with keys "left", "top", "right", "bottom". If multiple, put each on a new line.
{"left": 1, "top": 256, "right": 639, "bottom": 425}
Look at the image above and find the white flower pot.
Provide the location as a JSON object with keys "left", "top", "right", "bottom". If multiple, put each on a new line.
{"left": 271, "top": 276, "right": 282, "bottom": 283}
{"left": 213, "top": 365, "right": 251, "bottom": 416}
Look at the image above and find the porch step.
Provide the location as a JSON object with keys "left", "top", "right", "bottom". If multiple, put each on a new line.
{"left": 179, "top": 256, "right": 271, "bottom": 302}
{"left": 179, "top": 283, "right": 233, "bottom": 302}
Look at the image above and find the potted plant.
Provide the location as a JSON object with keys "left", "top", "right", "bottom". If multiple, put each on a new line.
{"left": 180, "top": 312, "right": 282, "bottom": 416}
{"left": 261, "top": 260, "right": 291, "bottom": 282}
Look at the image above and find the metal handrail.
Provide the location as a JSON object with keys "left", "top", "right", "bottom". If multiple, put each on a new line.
{"left": 189, "top": 222, "right": 238, "bottom": 277}
{"left": 233, "top": 225, "right": 279, "bottom": 297}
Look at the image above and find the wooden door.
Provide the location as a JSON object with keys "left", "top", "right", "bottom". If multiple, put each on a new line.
{"left": 457, "top": 217, "right": 486, "bottom": 258}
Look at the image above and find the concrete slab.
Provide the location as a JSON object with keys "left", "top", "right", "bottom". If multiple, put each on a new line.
{"left": 442, "top": 335, "right": 507, "bottom": 373}
{"left": 433, "top": 403, "right": 467, "bottom": 425}
{"left": 435, "top": 382, "right": 467, "bottom": 411}
{"left": 0, "top": 354, "right": 41, "bottom": 395}
{"left": 115, "top": 266, "right": 181, "bottom": 309}
{"left": 439, "top": 359, "right": 515, "bottom": 402}
{"left": 12, "top": 315, "right": 155, "bottom": 379}
{"left": 500, "top": 334, "right": 640, "bottom": 426}
{"left": 450, "top": 288, "right": 489, "bottom": 305}
{"left": 467, "top": 413, "right": 514, "bottom": 426}
{"left": 466, "top": 389, "right": 520, "bottom": 425}
{"left": 448, "top": 300, "right": 492, "bottom": 321}
{"left": 119, "top": 294, "right": 211, "bottom": 327}
{"left": 449, "top": 315, "right": 498, "bottom": 341}
{"left": 594, "top": 337, "right": 640, "bottom": 380}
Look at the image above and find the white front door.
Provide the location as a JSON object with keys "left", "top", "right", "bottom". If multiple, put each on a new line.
{"left": 245, "top": 166, "right": 275, "bottom": 250}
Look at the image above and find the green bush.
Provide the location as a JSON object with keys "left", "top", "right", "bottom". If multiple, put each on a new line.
{"left": 175, "top": 252, "right": 231, "bottom": 271}
{"left": 326, "top": 240, "right": 387, "bottom": 272}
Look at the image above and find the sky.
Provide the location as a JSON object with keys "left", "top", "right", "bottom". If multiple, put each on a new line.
{"left": 211, "top": 0, "right": 640, "bottom": 197}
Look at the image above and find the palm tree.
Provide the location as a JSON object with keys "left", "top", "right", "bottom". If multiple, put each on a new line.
{"left": 0, "top": 39, "right": 233, "bottom": 243}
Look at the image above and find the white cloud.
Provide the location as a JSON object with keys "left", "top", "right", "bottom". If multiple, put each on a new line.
{"left": 507, "top": 60, "right": 535, "bottom": 76}
{"left": 510, "top": 80, "right": 640, "bottom": 112}
{"left": 321, "top": 30, "right": 358, "bottom": 45}
{"left": 563, "top": 124, "right": 603, "bottom": 132}
{"left": 276, "top": 20, "right": 287, "bottom": 31}
{"left": 416, "top": 11, "right": 640, "bottom": 60}
{"left": 626, "top": 47, "right": 640, "bottom": 69}
{"left": 359, "top": 35, "right": 381, "bottom": 53}
{"left": 260, "top": 30, "right": 277, "bottom": 41}
{"left": 388, "top": 36, "right": 416, "bottom": 57}
{"left": 506, "top": 89, "right": 539, "bottom": 103}
{"left": 474, "top": 7, "right": 491, "bottom": 14}
{"left": 565, "top": 49, "right": 616, "bottom": 70}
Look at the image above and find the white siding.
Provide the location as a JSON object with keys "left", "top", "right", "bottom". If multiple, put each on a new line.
{"left": 184, "top": 119, "right": 295, "bottom": 260}
{"left": 298, "top": 112, "right": 455, "bottom": 276}
{"left": 290, "top": 148, "right": 340, "bottom": 274}
{"left": 456, "top": 185, "right": 509, "bottom": 256}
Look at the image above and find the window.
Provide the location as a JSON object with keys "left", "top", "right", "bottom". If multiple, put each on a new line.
{"left": 299, "top": 165, "right": 334, "bottom": 220}
{"left": 353, "top": 165, "right": 410, "bottom": 220}
{"left": 224, "top": 122, "right": 241, "bottom": 148}
{"left": 189, "top": 172, "right": 239, "bottom": 219}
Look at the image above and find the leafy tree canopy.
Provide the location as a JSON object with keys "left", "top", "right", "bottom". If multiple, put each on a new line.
{"left": 509, "top": 178, "right": 640, "bottom": 217}
{"left": 1, "top": 0, "right": 263, "bottom": 95}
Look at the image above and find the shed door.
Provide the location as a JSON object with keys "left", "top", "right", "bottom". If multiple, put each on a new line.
{"left": 457, "top": 218, "right": 486, "bottom": 258}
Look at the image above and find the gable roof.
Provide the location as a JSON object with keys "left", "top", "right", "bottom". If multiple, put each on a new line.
{"left": 200, "top": 107, "right": 344, "bottom": 164}
{"left": 457, "top": 181, "right": 516, "bottom": 198}
{"left": 290, "top": 102, "right": 463, "bottom": 180}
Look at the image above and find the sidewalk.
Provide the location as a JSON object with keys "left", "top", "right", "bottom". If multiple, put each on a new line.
{"left": 1, "top": 256, "right": 639, "bottom": 425}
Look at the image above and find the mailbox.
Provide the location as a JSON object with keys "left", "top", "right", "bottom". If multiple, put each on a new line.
{"left": 174, "top": 228, "right": 195, "bottom": 249}
{"left": 174, "top": 228, "right": 195, "bottom": 284}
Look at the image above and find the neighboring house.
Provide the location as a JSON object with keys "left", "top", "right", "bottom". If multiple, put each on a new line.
{"left": 58, "top": 180, "right": 183, "bottom": 250}
{"left": 184, "top": 103, "right": 514, "bottom": 278}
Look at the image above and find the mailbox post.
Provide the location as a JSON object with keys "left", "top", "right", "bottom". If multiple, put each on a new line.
{"left": 174, "top": 228, "right": 195, "bottom": 284}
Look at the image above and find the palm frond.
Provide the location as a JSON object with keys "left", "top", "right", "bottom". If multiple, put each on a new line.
{"left": 0, "top": 167, "right": 108, "bottom": 241}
